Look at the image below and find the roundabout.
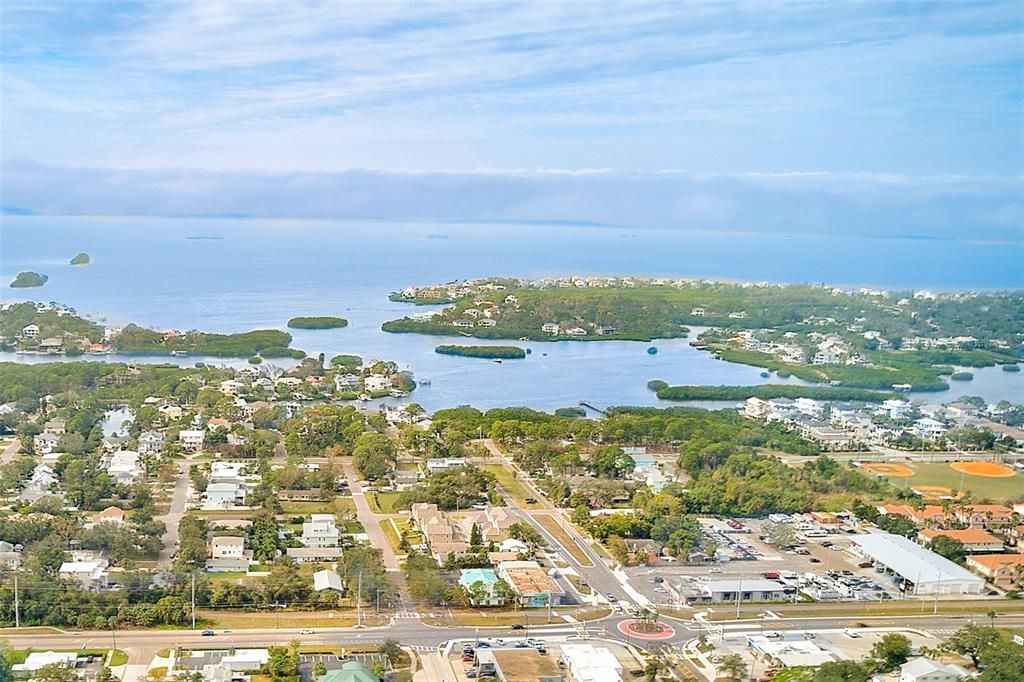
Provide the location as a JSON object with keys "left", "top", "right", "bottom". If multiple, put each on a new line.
{"left": 616, "top": 618, "right": 676, "bottom": 641}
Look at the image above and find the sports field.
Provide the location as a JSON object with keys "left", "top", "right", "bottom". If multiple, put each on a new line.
{"left": 883, "top": 461, "right": 1024, "bottom": 502}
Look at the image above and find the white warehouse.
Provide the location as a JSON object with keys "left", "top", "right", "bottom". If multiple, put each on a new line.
{"left": 850, "top": 532, "right": 986, "bottom": 595}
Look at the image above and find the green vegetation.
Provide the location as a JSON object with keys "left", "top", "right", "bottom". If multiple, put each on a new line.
{"left": 9, "top": 271, "right": 48, "bottom": 288}
{"left": 113, "top": 324, "right": 296, "bottom": 357}
{"left": 951, "top": 371, "right": 974, "bottom": 381}
{"left": 710, "top": 346, "right": 950, "bottom": 391}
{"left": 435, "top": 344, "right": 526, "bottom": 359}
{"left": 70, "top": 252, "right": 91, "bottom": 265}
{"left": 653, "top": 383, "right": 896, "bottom": 402}
{"left": 248, "top": 355, "right": 263, "bottom": 364}
{"left": 0, "top": 302, "right": 103, "bottom": 349}
{"left": 287, "top": 316, "right": 349, "bottom": 329}
{"left": 1004, "top": 364, "right": 1022, "bottom": 372}
{"left": 330, "top": 354, "right": 362, "bottom": 367}
{"left": 258, "top": 345, "right": 306, "bottom": 359}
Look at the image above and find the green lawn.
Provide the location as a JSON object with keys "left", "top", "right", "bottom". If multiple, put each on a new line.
{"left": 482, "top": 464, "right": 533, "bottom": 505}
{"left": 887, "top": 462, "right": 1024, "bottom": 502}
{"left": 281, "top": 500, "right": 336, "bottom": 514}
{"left": 367, "top": 491, "right": 403, "bottom": 513}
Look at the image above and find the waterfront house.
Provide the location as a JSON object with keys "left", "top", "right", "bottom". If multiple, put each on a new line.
{"left": 690, "top": 307, "right": 706, "bottom": 316}
{"left": 541, "top": 322, "right": 560, "bottom": 334}
{"left": 21, "top": 324, "right": 39, "bottom": 339}
{"left": 565, "top": 326, "right": 588, "bottom": 336}
{"left": 364, "top": 375, "right": 392, "bottom": 392}
{"left": 476, "top": 318, "right": 496, "bottom": 327}
{"left": 452, "top": 319, "right": 474, "bottom": 328}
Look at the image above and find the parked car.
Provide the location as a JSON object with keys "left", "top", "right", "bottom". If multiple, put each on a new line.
{"left": 525, "top": 497, "right": 538, "bottom": 504}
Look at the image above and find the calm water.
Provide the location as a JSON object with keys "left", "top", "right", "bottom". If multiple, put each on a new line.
{"left": 2, "top": 215, "right": 1021, "bottom": 411}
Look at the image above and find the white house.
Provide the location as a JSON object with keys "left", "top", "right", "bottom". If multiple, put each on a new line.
{"left": 108, "top": 450, "right": 144, "bottom": 485}
{"left": 564, "top": 327, "right": 588, "bottom": 336}
{"left": 21, "top": 324, "right": 40, "bottom": 339}
{"left": 179, "top": 429, "right": 205, "bottom": 451}
{"left": 313, "top": 569, "right": 344, "bottom": 593}
{"left": 211, "top": 536, "right": 246, "bottom": 559}
{"left": 157, "top": 402, "right": 183, "bottom": 420}
{"left": 899, "top": 658, "right": 966, "bottom": 682}
{"left": 204, "top": 482, "right": 244, "bottom": 509}
{"left": 59, "top": 559, "right": 109, "bottom": 590}
{"left": 541, "top": 323, "right": 560, "bottom": 334}
{"left": 913, "top": 418, "right": 948, "bottom": 440}
{"left": 364, "top": 375, "right": 392, "bottom": 392}
{"left": 138, "top": 431, "right": 165, "bottom": 455}
{"left": 302, "top": 514, "right": 340, "bottom": 548}
{"left": 33, "top": 432, "right": 60, "bottom": 455}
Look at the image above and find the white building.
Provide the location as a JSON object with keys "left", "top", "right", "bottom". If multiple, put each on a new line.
{"left": 138, "top": 430, "right": 165, "bottom": 455}
{"left": 899, "top": 658, "right": 966, "bottom": 682}
{"left": 850, "top": 532, "right": 986, "bottom": 595}
{"left": 313, "top": 569, "right": 344, "bottom": 593}
{"left": 211, "top": 536, "right": 246, "bottom": 559}
{"left": 302, "top": 514, "right": 340, "bottom": 548}
{"left": 425, "top": 457, "right": 467, "bottom": 474}
{"left": 204, "top": 482, "right": 244, "bottom": 509}
{"left": 560, "top": 643, "right": 623, "bottom": 682}
{"left": 179, "top": 428, "right": 206, "bottom": 451}
{"left": 33, "top": 432, "right": 60, "bottom": 454}
{"left": 12, "top": 651, "right": 77, "bottom": 675}
{"left": 21, "top": 324, "right": 40, "bottom": 339}
{"left": 59, "top": 559, "right": 109, "bottom": 590}
{"left": 913, "top": 418, "right": 948, "bottom": 440}
{"left": 541, "top": 322, "right": 560, "bottom": 334}
{"left": 108, "top": 450, "right": 144, "bottom": 484}
{"left": 364, "top": 375, "right": 392, "bottom": 392}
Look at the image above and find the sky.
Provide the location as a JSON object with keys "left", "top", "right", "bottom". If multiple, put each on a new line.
{"left": 1, "top": 1, "right": 1022, "bottom": 239}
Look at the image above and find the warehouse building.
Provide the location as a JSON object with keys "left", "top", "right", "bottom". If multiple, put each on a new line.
{"left": 850, "top": 532, "right": 986, "bottom": 595}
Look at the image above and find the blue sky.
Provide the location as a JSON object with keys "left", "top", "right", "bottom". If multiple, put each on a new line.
{"left": 1, "top": 1, "right": 1022, "bottom": 238}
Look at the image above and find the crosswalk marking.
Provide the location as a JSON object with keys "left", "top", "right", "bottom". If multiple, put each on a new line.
{"left": 393, "top": 611, "right": 421, "bottom": 619}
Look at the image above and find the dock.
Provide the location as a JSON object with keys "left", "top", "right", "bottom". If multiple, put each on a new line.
{"left": 578, "top": 400, "right": 607, "bottom": 415}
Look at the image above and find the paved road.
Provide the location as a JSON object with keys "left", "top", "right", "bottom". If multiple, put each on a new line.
{"left": 157, "top": 458, "right": 193, "bottom": 567}
{"left": 476, "top": 439, "right": 636, "bottom": 606}
{"left": 0, "top": 438, "right": 21, "bottom": 464}
{"left": 340, "top": 458, "right": 415, "bottom": 611}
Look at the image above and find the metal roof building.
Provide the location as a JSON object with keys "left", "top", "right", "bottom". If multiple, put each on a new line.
{"left": 850, "top": 532, "right": 986, "bottom": 595}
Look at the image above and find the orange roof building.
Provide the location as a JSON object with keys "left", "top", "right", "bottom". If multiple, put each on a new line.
{"left": 966, "top": 554, "right": 1024, "bottom": 586}
{"left": 919, "top": 528, "right": 1004, "bottom": 553}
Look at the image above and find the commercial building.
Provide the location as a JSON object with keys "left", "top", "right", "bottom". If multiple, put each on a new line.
{"left": 496, "top": 560, "right": 564, "bottom": 607}
{"left": 560, "top": 643, "right": 623, "bottom": 682}
{"left": 849, "top": 532, "right": 986, "bottom": 595}
{"left": 745, "top": 635, "right": 839, "bottom": 669}
{"left": 898, "top": 657, "right": 966, "bottom": 682}
{"left": 689, "top": 578, "right": 793, "bottom": 604}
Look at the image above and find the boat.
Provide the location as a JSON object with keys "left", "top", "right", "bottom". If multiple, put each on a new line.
{"left": 493, "top": 359, "right": 502, "bottom": 364}
{"left": 358, "top": 394, "right": 371, "bottom": 402}
{"left": 647, "top": 346, "right": 658, "bottom": 355}
{"left": 170, "top": 350, "right": 188, "bottom": 357}
{"left": 418, "top": 378, "right": 431, "bottom": 385}
{"left": 760, "top": 371, "right": 770, "bottom": 378}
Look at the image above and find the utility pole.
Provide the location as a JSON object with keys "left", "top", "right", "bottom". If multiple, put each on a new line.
{"left": 191, "top": 573, "right": 196, "bottom": 630}
{"left": 357, "top": 572, "right": 363, "bottom": 627}
{"left": 13, "top": 573, "right": 20, "bottom": 629}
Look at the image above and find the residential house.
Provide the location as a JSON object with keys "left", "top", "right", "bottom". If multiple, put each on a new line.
{"left": 919, "top": 528, "right": 1004, "bottom": 554}
{"left": 179, "top": 429, "right": 205, "bottom": 452}
{"left": 744, "top": 397, "right": 771, "bottom": 420}
{"left": 286, "top": 547, "right": 343, "bottom": 563}
{"left": 313, "top": 569, "right": 344, "bottom": 593}
{"left": 876, "top": 504, "right": 948, "bottom": 527}
{"left": 898, "top": 658, "right": 966, "bottom": 682}
{"left": 364, "top": 375, "right": 392, "bottom": 392}
{"left": 21, "top": 324, "right": 39, "bottom": 339}
{"left": 138, "top": 430, "right": 165, "bottom": 455}
{"left": 317, "top": 661, "right": 381, "bottom": 682}
{"left": 458, "top": 506, "right": 516, "bottom": 543}
{"left": 541, "top": 323, "right": 560, "bottom": 334}
{"left": 204, "top": 482, "right": 245, "bottom": 510}
{"left": 966, "top": 554, "right": 1024, "bottom": 587}
{"left": 955, "top": 504, "right": 1014, "bottom": 530}
{"left": 302, "top": 514, "right": 340, "bottom": 548}
{"left": 452, "top": 319, "right": 474, "bottom": 328}
{"left": 206, "top": 536, "right": 252, "bottom": 572}
{"left": 157, "top": 402, "right": 183, "bottom": 420}
{"left": 33, "top": 432, "right": 60, "bottom": 455}
{"left": 564, "top": 326, "right": 588, "bottom": 336}
{"left": 43, "top": 419, "right": 66, "bottom": 435}
{"left": 458, "top": 568, "right": 505, "bottom": 606}
{"left": 425, "top": 458, "right": 467, "bottom": 474}
{"left": 108, "top": 450, "right": 144, "bottom": 485}
{"left": 0, "top": 541, "right": 22, "bottom": 570}
{"left": 59, "top": 557, "right": 110, "bottom": 590}
{"left": 690, "top": 307, "right": 705, "bottom": 317}
{"left": 913, "top": 418, "right": 948, "bottom": 441}
{"left": 87, "top": 506, "right": 126, "bottom": 528}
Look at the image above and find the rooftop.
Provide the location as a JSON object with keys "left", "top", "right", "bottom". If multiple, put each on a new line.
{"left": 852, "top": 532, "right": 986, "bottom": 587}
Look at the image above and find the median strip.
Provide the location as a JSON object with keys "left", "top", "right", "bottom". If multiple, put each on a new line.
{"left": 535, "top": 514, "right": 594, "bottom": 567}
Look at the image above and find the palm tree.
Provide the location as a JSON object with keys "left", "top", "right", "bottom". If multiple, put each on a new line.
{"left": 986, "top": 609, "right": 997, "bottom": 627}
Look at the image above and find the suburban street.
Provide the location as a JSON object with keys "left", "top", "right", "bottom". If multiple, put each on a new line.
{"left": 157, "top": 458, "right": 193, "bottom": 567}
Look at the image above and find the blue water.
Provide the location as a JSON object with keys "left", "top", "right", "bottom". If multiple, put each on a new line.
{"left": 1, "top": 215, "right": 1021, "bottom": 410}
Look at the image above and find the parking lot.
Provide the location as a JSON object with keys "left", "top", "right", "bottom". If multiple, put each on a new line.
{"left": 626, "top": 514, "right": 905, "bottom": 606}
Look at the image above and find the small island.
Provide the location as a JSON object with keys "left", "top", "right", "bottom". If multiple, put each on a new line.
{"left": 70, "top": 252, "right": 91, "bottom": 266}
{"left": 435, "top": 344, "right": 527, "bottom": 359}
{"left": 287, "top": 316, "right": 349, "bottom": 330}
{"left": 651, "top": 383, "right": 897, "bottom": 402}
{"left": 9, "top": 271, "right": 48, "bottom": 288}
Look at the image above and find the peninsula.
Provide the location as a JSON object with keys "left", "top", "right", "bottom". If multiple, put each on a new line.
{"left": 385, "top": 276, "right": 1024, "bottom": 391}
{"left": 9, "top": 271, "right": 48, "bottom": 288}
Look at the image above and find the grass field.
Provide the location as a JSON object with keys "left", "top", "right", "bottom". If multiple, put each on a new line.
{"left": 367, "top": 491, "right": 403, "bottom": 513}
{"left": 198, "top": 610, "right": 387, "bottom": 628}
{"left": 885, "top": 462, "right": 1024, "bottom": 502}
{"left": 534, "top": 514, "right": 593, "bottom": 567}
{"left": 482, "top": 464, "right": 533, "bottom": 505}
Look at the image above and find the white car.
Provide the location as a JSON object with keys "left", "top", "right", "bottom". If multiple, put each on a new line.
{"left": 300, "top": 628, "right": 315, "bottom": 635}
{"left": 844, "top": 629, "right": 861, "bottom": 638}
